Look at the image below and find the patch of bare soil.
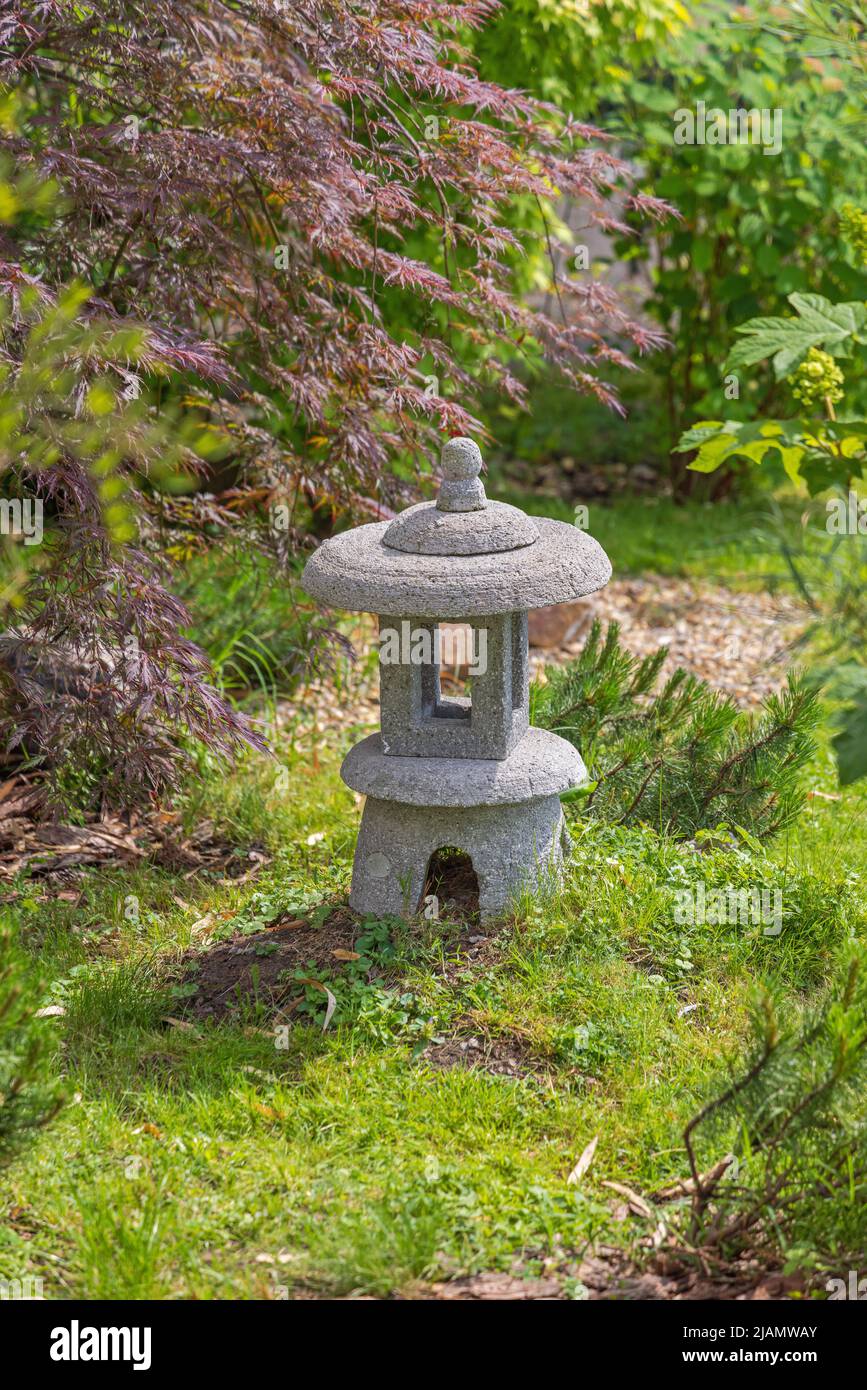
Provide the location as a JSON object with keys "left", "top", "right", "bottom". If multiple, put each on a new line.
{"left": 421, "top": 1032, "right": 541, "bottom": 1080}
{"left": 182, "top": 906, "right": 360, "bottom": 1022}
{"left": 420, "top": 1254, "right": 806, "bottom": 1301}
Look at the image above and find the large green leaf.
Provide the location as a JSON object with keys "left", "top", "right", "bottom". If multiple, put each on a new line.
{"left": 678, "top": 417, "right": 867, "bottom": 487}
{"left": 833, "top": 695, "right": 867, "bottom": 786}
{"left": 726, "top": 293, "right": 867, "bottom": 378}
{"left": 789, "top": 293, "right": 867, "bottom": 341}
{"left": 676, "top": 419, "right": 806, "bottom": 479}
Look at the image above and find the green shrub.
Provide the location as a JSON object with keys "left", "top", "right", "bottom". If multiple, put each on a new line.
{"left": 473, "top": 0, "right": 691, "bottom": 111}
{"left": 607, "top": 0, "right": 867, "bottom": 486}
{"left": 674, "top": 947, "right": 867, "bottom": 1273}
{"left": 533, "top": 620, "right": 820, "bottom": 839}
{"left": 677, "top": 209, "right": 867, "bottom": 783}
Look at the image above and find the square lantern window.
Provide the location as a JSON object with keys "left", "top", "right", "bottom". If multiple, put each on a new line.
{"left": 379, "top": 612, "right": 527, "bottom": 760}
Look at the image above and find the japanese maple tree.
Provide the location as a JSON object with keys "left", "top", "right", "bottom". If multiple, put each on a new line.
{"left": 0, "top": 0, "right": 671, "bottom": 812}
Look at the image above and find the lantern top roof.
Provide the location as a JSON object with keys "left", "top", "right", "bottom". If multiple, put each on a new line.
{"left": 382, "top": 437, "right": 540, "bottom": 557}
{"left": 301, "top": 438, "right": 611, "bottom": 618}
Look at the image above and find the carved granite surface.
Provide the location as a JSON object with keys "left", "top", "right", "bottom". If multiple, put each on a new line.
{"left": 301, "top": 516, "right": 611, "bottom": 618}
{"left": 300, "top": 437, "right": 611, "bottom": 920}
{"left": 349, "top": 794, "right": 570, "bottom": 920}
{"left": 342, "top": 728, "right": 586, "bottom": 807}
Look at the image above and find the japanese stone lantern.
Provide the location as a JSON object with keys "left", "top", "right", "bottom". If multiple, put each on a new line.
{"left": 301, "top": 438, "right": 611, "bottom": 920}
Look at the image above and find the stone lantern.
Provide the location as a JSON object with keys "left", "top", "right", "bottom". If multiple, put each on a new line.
{"left": 301, "top": 438, "right": 611, "bottom": 920}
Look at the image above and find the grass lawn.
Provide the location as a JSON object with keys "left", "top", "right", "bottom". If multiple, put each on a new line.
{"left": 3, "top": 492, "right": 866, "bottom": 1299}
{"left": 494, "top": 485, "right": 807, "bottom": 588}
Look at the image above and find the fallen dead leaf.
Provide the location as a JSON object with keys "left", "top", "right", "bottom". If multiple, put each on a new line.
{"left": 298, "top": 978, "right": 338, "bottom": 1031}
{"left": 651, "top": 1220, "right": 668, "bottom": 1249}
{"left": 0, "top": 776, "right": 19, "bottom": 802}
{"left": 189, "top": 912, "right": 218, "bottom": 939}
{"left": 162, "top": 1016, "right": 198, "bottom": 1033}
{"left": 601, "top": 1180, "right": 654, "bottom": 1220}
{"left": 267, "top": 916, "right": 306, "bottom": 931}
{"left": 567, "top": 1134, "right": 599, "bottom": 1186}
{"left": 218, "top": 862, "right": 265, "bottom": 887}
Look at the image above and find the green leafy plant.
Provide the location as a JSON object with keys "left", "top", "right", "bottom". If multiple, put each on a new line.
{"left": 677, "top": 288, "right": 867, "bottom": 496}
{"left": 533, "top": 620, "right": 820, "bottom": 839}
{"left": 671, "top": 948, "right": 867, "bottom": 1273}
{"left": 677, "top": 211, "right": 867, "bottom": 784}
{"left": 607, "top": 0, "right": 867, "bottom": 491}
{"left": 283, "top": 921, "right": 435, "bottom": 1049}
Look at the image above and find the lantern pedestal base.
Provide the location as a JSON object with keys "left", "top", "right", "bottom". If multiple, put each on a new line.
{"left": 348, "top": 792, "right": 570, "bottom": 922}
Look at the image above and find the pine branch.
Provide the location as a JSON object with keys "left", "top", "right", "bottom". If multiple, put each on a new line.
{"left": 534, "top": 624, "right": 818, "bottom": 841}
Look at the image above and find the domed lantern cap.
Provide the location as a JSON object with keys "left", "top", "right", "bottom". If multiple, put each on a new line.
{"left": 301, "top": 438, "right": 612, "bottom": 619}
{"left": 382, "top": 438, "right": 540, "bottom": 556}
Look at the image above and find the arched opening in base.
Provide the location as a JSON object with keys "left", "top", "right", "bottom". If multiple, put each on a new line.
{"left": 420, "top": 845, "right": 480, "bottom": 922}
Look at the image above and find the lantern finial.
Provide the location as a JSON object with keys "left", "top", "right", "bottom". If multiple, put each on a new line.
{"left": 437, "top": 437, "right": 486, "bottom": 512}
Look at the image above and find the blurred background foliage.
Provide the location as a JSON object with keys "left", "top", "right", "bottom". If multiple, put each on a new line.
{"left": 473, "top": 0, "right": 693, "bottom": 108}
{"left": 479, "top": 0, "right": 867, "bottom": 495}
{"left": 1, "top": 0, "right": 866, "bottom": 795}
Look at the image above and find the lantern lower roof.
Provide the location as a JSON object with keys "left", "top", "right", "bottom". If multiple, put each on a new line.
{"left": 301, "top": 515, "right": 611, "bottom": 618}
{"left": 341, "top": 728, "right": 586, "bottom": 806}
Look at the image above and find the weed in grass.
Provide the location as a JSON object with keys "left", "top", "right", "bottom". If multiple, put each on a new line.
{"left": 61, "top": 959, "right": 176, "bottom": 1059}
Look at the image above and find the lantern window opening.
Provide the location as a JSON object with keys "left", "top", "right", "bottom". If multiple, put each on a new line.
{"left": 434, "top": 621, "right": 476, "bottom": 711}
{"left": 420, "top": 625, "right": 472, "bottom": 724}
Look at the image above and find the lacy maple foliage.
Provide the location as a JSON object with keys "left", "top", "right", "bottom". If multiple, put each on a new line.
{"left": 0, "top": 0, "right": 672, "bottom": 811}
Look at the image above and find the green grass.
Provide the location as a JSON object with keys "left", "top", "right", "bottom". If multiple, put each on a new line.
{"left": 3, "top": 493, "right": 866, "bottom": 1299}
{"left": 3, "top": 736, "right": 865, "bottom": 1298}
{"left": 493, "top": 482, "right": 805, "bottom": 585}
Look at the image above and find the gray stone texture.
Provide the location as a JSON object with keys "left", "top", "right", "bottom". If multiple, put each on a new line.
{"left": 378, "top": 613, "right": 528, "bottom": 760}
{"left": 384, "top": 499, "right": 539, "bottom": 556}
{"left": 299, "top": 437, "right": 611, "bottom": 921}
{"left": 300, "top": 516, "right": 611, "bottom": 618}
{"left": 349, "top": 792, "right": 569, "bottom": 920}
{"left": 436, "top": 436, "right": 487, "bottom": 512}
{"left": 342, "top": 727, "right": 585, "bottom": 807}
